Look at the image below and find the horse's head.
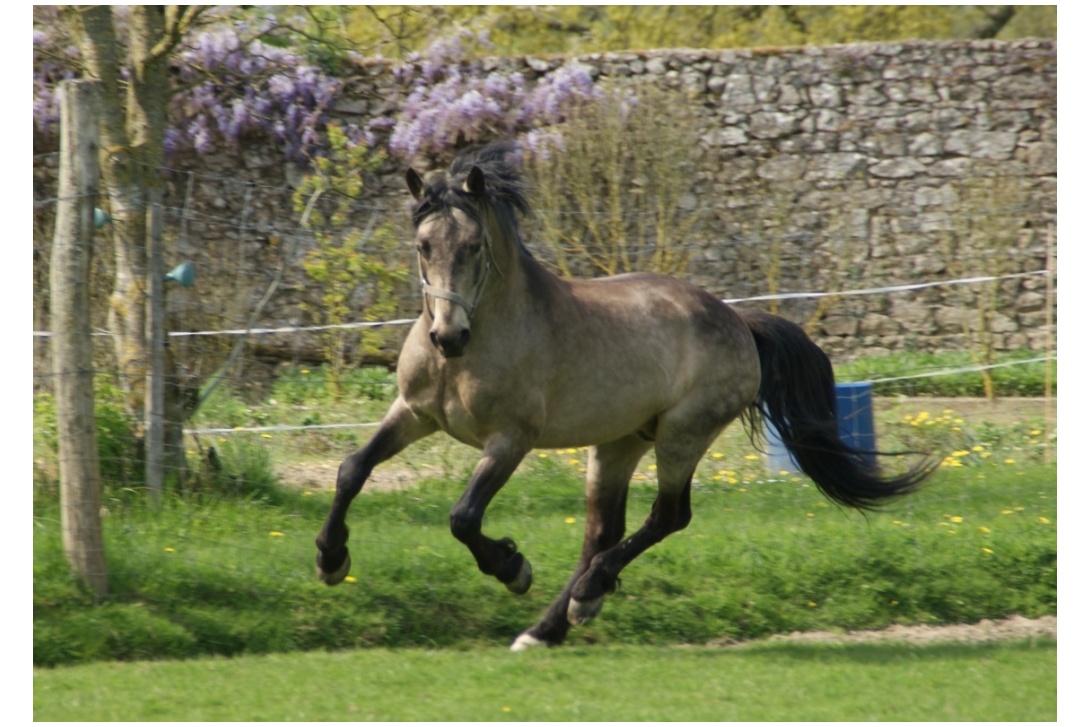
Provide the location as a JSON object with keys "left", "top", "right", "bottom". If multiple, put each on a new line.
{"left": 407, "top": 165, "right": 494, "bottom": 358}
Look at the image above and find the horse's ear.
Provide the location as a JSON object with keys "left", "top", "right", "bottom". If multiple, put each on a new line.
{"left": 463, "top": 166, "right": 486, "bottom": 197}
{"left": 406, "top": 168, "right": 424, "bottom": 201}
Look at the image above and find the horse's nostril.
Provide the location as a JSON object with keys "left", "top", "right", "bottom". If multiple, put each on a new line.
{"left": 430, "top": 328, "right": 471, "bottom": 358}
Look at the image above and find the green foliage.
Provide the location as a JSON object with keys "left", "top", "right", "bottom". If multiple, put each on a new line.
{"left": 293, "top": 124, "right": 408, "bottom": 399}
{"left": 269, "top": 365, "right": 397, "bottom": 406}
{"left": 527, "top": 84, "right": 701, "bottom": 277}
{"left": 280, "top": 5, "right": 1055, "bottom": 60}
{"left": 33, "top": 381, "right": 143, "bottom": 493}
{"left": 835, "top": 350, "right": 1056, "bottom": 398}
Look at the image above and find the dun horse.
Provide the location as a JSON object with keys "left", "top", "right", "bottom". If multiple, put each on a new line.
{"left": 314, "top": 143, "right": 933, "bottom": 650}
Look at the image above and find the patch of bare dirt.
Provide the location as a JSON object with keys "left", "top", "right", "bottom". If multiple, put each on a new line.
{"left": 276, "top": 461, "right": 422, "bottom": 493}
{"left": 707, "top": 615, "right": 1056, "bottom": 648}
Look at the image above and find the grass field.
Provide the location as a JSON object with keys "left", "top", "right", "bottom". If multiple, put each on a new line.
{"left": 33, "top": 638, "right": 1056, "bottom": 721}
{"left": 33, "top": 357, "right": 1059, "bottom": 718}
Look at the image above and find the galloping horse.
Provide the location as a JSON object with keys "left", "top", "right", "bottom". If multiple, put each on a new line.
{"left": 314, "top": 143, "right": 933, "bottom": 650}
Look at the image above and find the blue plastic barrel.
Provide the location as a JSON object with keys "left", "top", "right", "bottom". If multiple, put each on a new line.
{"left": 764, "top": 382, "right": 877, "bottom": 474}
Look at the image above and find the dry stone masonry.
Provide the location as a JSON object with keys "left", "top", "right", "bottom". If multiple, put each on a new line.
{"left": 34, "top": 39, "right": 1056, "bottom": 365}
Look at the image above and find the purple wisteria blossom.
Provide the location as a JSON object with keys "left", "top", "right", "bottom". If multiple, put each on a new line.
{"left": 388, "top": 33, "right": 605, "bottom": 163}
{"left": 32, "top": 9, "right": 346, "bottom": 161}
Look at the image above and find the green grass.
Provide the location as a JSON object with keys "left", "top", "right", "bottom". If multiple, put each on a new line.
{"left": 33, "top": 357, "right": 1057, "bottom": 668}
{"left": 33, "top": 458, "right": 1056, "bottom": 666}
{"left": 33, "top": 638, "right": 1056, "bottom": 721}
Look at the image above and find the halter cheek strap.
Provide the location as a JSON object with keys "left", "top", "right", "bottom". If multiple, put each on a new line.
{"left": 418, "top": 228, "right": 500, "bottom": 321}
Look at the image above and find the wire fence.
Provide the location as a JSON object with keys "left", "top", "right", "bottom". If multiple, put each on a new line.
{"left": 33, "top": 158, "right": 1057, "bottom": 614}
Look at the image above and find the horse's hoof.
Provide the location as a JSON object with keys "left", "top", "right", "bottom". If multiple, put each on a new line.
{"left": 567, "top": 596, "right": 604, "bottom": 626}
{"left": 510, "top": 631, "right": 548, "bottom": 652}
{"left": 316, "top": 550, "right": 351, "bottom": 586}
{"left": 505, "top": 556, "right": 533, "bottom": 595}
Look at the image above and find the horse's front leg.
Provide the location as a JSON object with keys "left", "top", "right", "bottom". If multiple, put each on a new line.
{"left": 449, "top": 435, "right": 532, "bottom": 593}
{"left": 315, "top": 398, "right": 437, "bottom": 585}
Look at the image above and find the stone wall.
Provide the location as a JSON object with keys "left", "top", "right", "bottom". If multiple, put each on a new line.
{"left": 33, "top": 39, "right": 1056, "bottom": 369}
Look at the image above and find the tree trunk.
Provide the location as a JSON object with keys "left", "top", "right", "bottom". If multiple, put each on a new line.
{"left": 51, "top": 80, "right": 108, "bottom": 600}
{"left": 77, "top": 6, "right": 192, "bottom": 489}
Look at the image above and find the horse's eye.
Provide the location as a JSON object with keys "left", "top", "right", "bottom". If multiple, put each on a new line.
{"left": 417, "top": 239, "right": 431, "bottom": 257}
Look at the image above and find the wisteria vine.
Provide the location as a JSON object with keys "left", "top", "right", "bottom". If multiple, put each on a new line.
{"left": 33, "top": 10, "right": 610, "bottom": 163}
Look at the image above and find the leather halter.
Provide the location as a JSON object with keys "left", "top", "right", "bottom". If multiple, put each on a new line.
{"left": 418, "top": 226, "right": 501, "bottom": 321}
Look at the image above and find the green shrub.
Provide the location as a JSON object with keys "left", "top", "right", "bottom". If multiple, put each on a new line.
{"left": 33, "top": 381, "right": 143, "bottom": 493}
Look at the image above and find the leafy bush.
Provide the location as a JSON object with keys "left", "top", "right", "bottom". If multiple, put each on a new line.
{"left": 33, "top": 381, "right": 143, "bottom": 494}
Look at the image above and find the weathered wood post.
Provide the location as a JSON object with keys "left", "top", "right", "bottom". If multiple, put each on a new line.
{"left": 49, "top": 79, "right": 108, "bottom": 599}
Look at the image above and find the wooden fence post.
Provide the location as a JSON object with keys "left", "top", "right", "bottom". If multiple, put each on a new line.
{"left": 49, "top": 80, "right": 108, "bottom": 600}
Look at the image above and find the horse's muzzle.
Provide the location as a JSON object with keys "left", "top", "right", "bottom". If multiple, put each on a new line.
{"left": 430, "top": 328, "right": 471, "bottom": 358}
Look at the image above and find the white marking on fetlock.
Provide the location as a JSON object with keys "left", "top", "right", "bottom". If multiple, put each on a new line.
{"left": 317, "top": 552, "right": 351, "bottom": 586}
{"left": 505, "top": 557, "right": 533, "bottom": 594}
{"left": 567, "top": 596, "right": 604, "bottom": 626}
{"left": 510, "top": 632, "right": 547, "bottom": 652}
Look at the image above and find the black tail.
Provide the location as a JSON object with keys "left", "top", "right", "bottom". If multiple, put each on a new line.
{"left": 739, "top": 309, "right": 935, "bottom": 510}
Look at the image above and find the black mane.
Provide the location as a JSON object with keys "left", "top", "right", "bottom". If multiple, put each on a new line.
{"left": 410, "top": 142, "right": 530, "bottom": 237}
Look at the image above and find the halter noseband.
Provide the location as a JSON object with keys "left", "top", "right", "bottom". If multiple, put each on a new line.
{"left": 418, "top": 225, "right": 501, "bottom": 321}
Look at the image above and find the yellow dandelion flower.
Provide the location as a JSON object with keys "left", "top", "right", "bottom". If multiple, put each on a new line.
{"left": 737, "top": 487, "right": 748, "bottom": 493}
{"left": 269, "top": 531, "right": 284, "bottom": 537}
{"left": 954, "top": 418, "right": 964, "bottom": 424}
{"left": 568, "top": 458, "right": 580, "bottom": 465}
{"left": 972, "top": 445, "right": 985, "bottom": 452}
{"left": 979, "top": 526, "right": 991, "bottom": 534}
{"left": 538, "top": 452, "right": 549, "bottom": 458}
{"left": 727, "top": 477, "right": 739, "bottom": 485}
{"left": 301, "top": 369, "right": 311, "bottom": 375}
{"left": 1038, "top": 517, "right": 1051, "bottom": 525}
{"left": 261, "top": 433, "right": 272, "bottom": 439}
{"left": 711, "top": 452, "right": 725, "bottom": 460}
{"left": 980, "top": 451, "right": 992, "bottom": 458}
{"left": 779, "top": 470, "right": 790, "bottom": 476}
{"left": 950, "top": 516, "right": 964, "bottom": 523}
{"left": 1004, "top": 458, "right": 1016, "bottom": 464}
{"left": 982, "top": 547, "right": 994, "bottom": 555}
{"left": 164, "top": 546, "right": 175, "bottom": 553}
{"left": 502, "top": 707, "right": 512, "bottom": 713}
{"left": 649, "top": 464, "right": 657, "bottom": 471}
{"left": 807, "top": 601, "right": 817, "bottom": 608}
{"left": 564, "top": 517, "right": 577, "bottom": 525}
{"left": 807, "top": 512, "right": 815, "bottom": 518}
{"left": 1001, "top": 508, "right": 1014, "bottom": 515}
{"left": 1030, "top": 429, "right": 1042, "bottom": 436}
{"left": 303, "top": 490, "right": 313, "bottom": 497}
{"left": 344, "top": 576, "right": 357, "bottom": 583}
{"left": 744, "top": 454, "right": 759, "bottom": 461}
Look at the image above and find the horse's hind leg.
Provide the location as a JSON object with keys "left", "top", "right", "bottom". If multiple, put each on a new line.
{"left": 567, "top": 420, "right": 726, "bottom": 627}
{"left": 315, "top": 397, "right": 437, "bottom": 585}
{"left": 512, "top": 435, "right": 650, "bottom": 651}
